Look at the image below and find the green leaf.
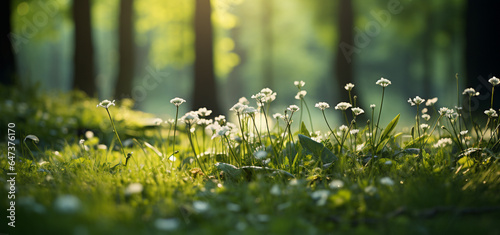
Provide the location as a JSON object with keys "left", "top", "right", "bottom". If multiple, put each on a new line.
{"left": 298, "top": 134, "right": 323, "bottom": 157}
{"left": 300, "top": 122, "right": 311, "bottom": 137}
{"left": 215, "top": 163, "right": 243, "bottom": 179}
{"left": 298, "top": 134, "right": 337, "bottom": 164}
{"left": 379, "top": 114, "right": 400, "bottom": 144}
{"left": 321, "top": 148, "right": 337, "bottom": 164}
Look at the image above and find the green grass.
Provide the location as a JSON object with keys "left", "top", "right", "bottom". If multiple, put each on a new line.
{"left": 1, "top": 79, "right": 500, "bottom": 234}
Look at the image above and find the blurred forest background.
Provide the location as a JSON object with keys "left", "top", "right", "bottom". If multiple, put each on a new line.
{"left": 1, "top": 0, "right": 499, "bottom": 125}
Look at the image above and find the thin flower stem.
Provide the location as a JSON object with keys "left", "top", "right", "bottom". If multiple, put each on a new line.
{"left": 187, "top": 123, "right": 206, "bottom": 174}
{"left": 224, "top": 135, "right": 241, "bottom": 166}
{"left": 322, "top": 110, "right": 341, "bottom": 146}
{"left": 374, "top": 87, "right": 386, "bottom": 148}
{"left": 237, "top": 113, "right": 253, "bottom": 164}
{"left": 250, "top": 115, "right": 263, "bottom": 145}
{"left": 491, "top": 87, "right": 495, "bottom": 108}
{"left": 260, "top": 104, "right": 278, "bottom": 158}
{"left": 303, "top": 98, "right": 314, "bottom": 132}
{"left": 173, "top": 106, "right": 179, "bottom": 155}
{"left": 105, "top": 108, "right": 128, "bottom": 163}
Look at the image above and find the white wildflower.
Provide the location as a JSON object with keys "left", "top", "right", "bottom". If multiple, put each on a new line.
{"left": 462, "top": 88, "right": 479, "bottom": 97}
{"left": 380, "top": 177, "right": 395, "bottom": 186}
{"left": 484, "top": 108, "right": 498, "bottom": 117}
{"left": 433, "top": 138, "right": 453, "bottom": 148}
{"left": 181, "top": 111, "right": 199, "bottom": 125}
{"left": 197, "top": 107, "right": 212, "bottom": 117}
{"left": 287, "top": 105, "right": 300, "bottom": 113}
{"left": 408, "top": 96, "right": 425, "bottom": 106}
{"left": 155, "top": 218, "right": 180, "bottom": 231}
{"left": 294, "top": 80, "right": 305, "bottom": 89}
{"left": 344, "top": 83, "right": 355, "bottom": 91}
{"left": 212, "top": 126, "right": 230, "bottom": 139}
{"left": 170, "top": 97, "right": 186, "bottom": 107}
{"left": 193, "top": 201, "right": 209, "bottom": 213}
{"left": 422, "top": 114, "right": 431, "bottom": 121}
{"left": 96, "top": 99, "right": 116, "bottom": 109}
{"left": 295, "top": 90, "right": 307, "bottom": 100}
{"left": 54, "top": 195, "right": 81, "bottom": 214}
{"left": 315, "top": 102, "right": 330, "bottom": 110}
{"left": 125, "top": 183, "right": 143, "bottom": 196}
{"left": 238, "top": 97, "right": 249, "bottom": 105}
{"left": 335, "top": 102, "right": 352, "bottom": 111}
{"left": 426, "top": 97, "right": 438, "bottom": 106}
{"left": 270, "top": 184, "right": 281, "bottom": 196}
{"left": 489, "top": 76, "right": 500, "bottom": 86}
{"left": 329, "top": 179, "right": 344, "bottom": 189}
{"left": 364, "top": 186, "right": 377, "bottom": 195}
{"left": 230, "top": 103, "right": 247, "bottom": 113}
{"left": 243, "top": 106, "right": 258, "bottom": 115}
{"left": 370, "top": 104, "right": 376, "bottom": 109}
{"left": 351, "top": 107, "right": 364, "bottom": 116}
{"left": 376, "top": 77, "right": 391, "bottom": 87}
{"left": 311, "top": 190, "right": 329, "bottom": 206}
{"left": 273, "top": 113, "right": 284, "bottom": 119}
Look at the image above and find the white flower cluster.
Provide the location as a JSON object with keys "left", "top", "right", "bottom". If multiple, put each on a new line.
{"left": 96, "top": 99, "right": 116, "bottom": 109}
{"left": 462, "top": 88, "right": 479, "bottom": 97}
{"left": 251, "top": 88, "right": 277, "bottom": 104}
{"left": 425, "top": 97, "right": 438, "bottom": 106}
{"left": 344, "top": 83, "right": 355, "bottom": 91}
{"left": 408, "top": 96, "right": 425, "bottom": 106}
{"left": 376, "top": 77, "right": 391, "bottom": 87}
{"left": 294, "top": 80, "right": 305, "bottom": 89}
{"left": 489, "top": 76, "right": 500, "bottom": 86}
{"left": 484, "top": 108, "right": 498, "bottom": 117}
{"left": 170, "top": 97, "right": 186, "bottom": 107}
{"left": 335, "top": 102, "right": 352, "bottom": 111}
{"left": 433, "top": 138, "right": 453, "bottom": 148}
{"left": 315, "top": 102, "right": 330, "bottom": 110}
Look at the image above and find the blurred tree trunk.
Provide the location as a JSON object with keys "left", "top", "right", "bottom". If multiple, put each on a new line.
{"left": 335, "top": 0, "right": 360, "bottom": 119}
{"left": 1, "top": 0, "right": 15, "bottom": 86}
{"left": 465, "top": 1, "right": 500, "bottom": 111}
{"left": 227, "top": 26, "right": 245, "bottom": 106}
{"left": 114, "top": 0, "right": 134, "bottom": 99}
{"left": 261, "top": 0, "right": 273, "bottom": 88}
{"left": 193, "top": 0, "right": 221, "bottom": 115}
{"left": 72, "top": 0, "right": 96, "bottom": 96}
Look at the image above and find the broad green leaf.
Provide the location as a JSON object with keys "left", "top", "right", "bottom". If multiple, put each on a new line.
{"left": 321, "top": 148, "right": 337, "bottom": 164}
{"left": 300, "top": 122, "right": 311, "bottom": 137}
{"left": 379, "top": 114, "right": 400, "bottom": 143}
{"left": 298, "top": 134, "right": 323, "bottom": 157}
{"left": 215, "top": 163, "right": 243, "bottom": 179}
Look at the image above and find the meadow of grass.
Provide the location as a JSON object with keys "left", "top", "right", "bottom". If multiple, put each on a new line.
{"left": 1, "top": 77, "right": 500, "bottom": 235}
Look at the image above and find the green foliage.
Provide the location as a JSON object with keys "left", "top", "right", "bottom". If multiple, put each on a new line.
{"left": 2, "top": 79, "right": 500, "bottom": 234}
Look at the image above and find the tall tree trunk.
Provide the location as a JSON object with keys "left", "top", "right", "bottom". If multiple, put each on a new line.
{"left": 465, "top": 1, "right": 500, "bottom": 112}
{"left": 261, "top": 0, "right": 273, "bottom": 88}
{"left": 193, "top": 0, "right": 221, "bottom": 116}
{"left": 115, "top": 0, "right": 134, "bottom": 99}
{"left": 72, "top": 0, "right": 96, "bottom": 96}
{"left": 335, "top": 0, "right": 359, "bottom": 120}
{"left": 1, "top": 0, "right": 15, "bottom": 86}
